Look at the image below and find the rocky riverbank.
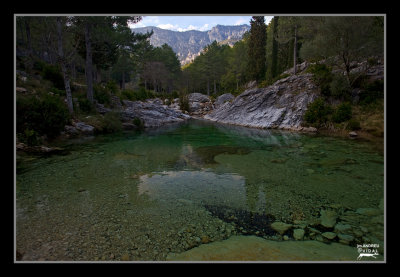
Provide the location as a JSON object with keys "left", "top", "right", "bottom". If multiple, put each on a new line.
{"left": 204, "top": 72, "right": 319, "bottom": 132}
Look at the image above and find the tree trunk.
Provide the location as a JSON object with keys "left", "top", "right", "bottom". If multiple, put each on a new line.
{"left": 271, "top": 17, "right": 279, "bottom": 78}
{"left": 293, "top": 24, "right": 297, "bottom": 75}
{"left": 213, "top": 79, "right": 217, "bottom": 94}
{"left": 97, "top": 68, "right": 102, "bottom": 83}
{"left": 25, "top": 19, "right": 32, "bottom": 57}
{"left": 342, "top": 52, "right": 351, "bottom": 85}
{"left": 207, "top": 78, "right": 210, "bottom": 96}
{"left": 121, "top": 72, "right": 125, "bottom": 90}
{"left": 85, "top": 22, "right": 94, "bottom": 104}
{"left": 71, "top": 62, "right": 76, "bottom": 80}
{"left": 24, "top": 18, "right": 33, "bottom": 70}
{"left": 56, "top": 17, "right": 74, "bottom": 115}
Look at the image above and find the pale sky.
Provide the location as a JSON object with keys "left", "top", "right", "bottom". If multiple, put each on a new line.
{"left": 129, "top": 15, "right": 273, "bottom": 32}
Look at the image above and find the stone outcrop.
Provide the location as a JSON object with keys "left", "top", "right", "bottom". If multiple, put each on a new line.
{"left": 187, "top": 93, "right": 213, "bottom": 117}
{"left": 121, "top": 99, "right": 190, "bottom": 128}
{"left": 214, "top": 93, "right": 234, "bottom": 108}
{"left": 204, "top": 72, "right": 319, "bottom": 131}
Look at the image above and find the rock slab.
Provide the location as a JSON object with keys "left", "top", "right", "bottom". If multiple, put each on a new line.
{"left": 121, "top": 100, "right": 190, "bottom": 128}
{"left": 204, "top": 73, "right": 318, "bottom": 130}
{"left": 271, "top": 222, "right": 293, "bottom": 235}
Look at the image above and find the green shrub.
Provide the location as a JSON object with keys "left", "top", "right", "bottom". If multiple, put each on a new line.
{"left": 346, "top": 119, "right": 361, "bottom": 130}
{"left": 94, "top": 84, "right": 111, "bottom": 105}
{"left": 304, "top": 98, "right": 333, "bottom": 127}
{"left": 332, "top": 102, "right": 352, "bottom": 123}
{"left": 359, "top": 80, "right": 384, "bottom": 105}
{"left": 42, "top": 63, "right": 64, "bottom": 90}
{"left": 50, "top": 87, "right": 65, "bottom": 96}
{"left": 121, "top": 88, "right": 154, "bottom": 101}
{"left": 16, "top": 94, "right": 70, "bottom": 139}
{"left": 132, "top": 117, "right": 144, "bottom": 129}
{"left": 101, "top": 112, "right": 122, "bottom": 133}
{"left": 121, "top": 89, "right": 135, "bottom": 101}
{"left": 367, "top": 57, "right": 378, "bottom": 66}
{"left": 19, "top": 128, "right": 41, "bottom": 146}
{"left": 179, "top": 93, "right": 190, "bottom": 112}
{"left": 78, "top": 98, "right": 95, "bottom": 114}
{"left": 306, "top": 63, "right": 333, "bottom": 97}
{"left": 105, "top": 80, "right": 119, "bottom": 94}
{"left": 330, "top": 74, "right": 351, "bottom": 101}
{"left": 33, "top": 60, "right": 46, "bottom": 71}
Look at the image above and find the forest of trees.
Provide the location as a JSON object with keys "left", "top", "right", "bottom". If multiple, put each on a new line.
{"left": 181, "top": 16, "right": 384, "bottom": 96}
{"left": 16, "top": 15, "right": 384, "bottom": 143}
{"left": 16, "top": 15, "right": 384, "bottom": 102}
{"left": 16, "top": 16, "right": 182, "bottom": 111}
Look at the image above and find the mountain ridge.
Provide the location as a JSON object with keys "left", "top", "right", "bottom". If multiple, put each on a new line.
{"left": 132, "top": 24, "right": 250, "bottom": 65}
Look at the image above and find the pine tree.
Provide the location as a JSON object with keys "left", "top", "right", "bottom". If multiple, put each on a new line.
{"left": 247, "top": 16, "right": 267, "bottom": 82}
{"left": 270, "top": 16, "right": 279, "bottom": 79}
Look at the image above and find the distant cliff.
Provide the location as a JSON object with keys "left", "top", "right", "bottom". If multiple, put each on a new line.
{"left": 132, "top": 24, "right": 250, "bottom": 65}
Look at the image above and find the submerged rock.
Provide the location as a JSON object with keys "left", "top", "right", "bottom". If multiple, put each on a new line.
{"left": 293, "top": 229, "right": 305, "bottom": 240}
{"left": 319, "top": 209, "right": 338, "bottom": 228}
{"left": 192, "top": 145, "right": 252, "bottom": 165}
{"left": 322, "top": 232, "right": 337, "bottom": 240}
{"left": 271, "top": 222, "right": 293, "bottom": 235}
{"left": 334, "top": 223, "right": 352, "bottom": 234}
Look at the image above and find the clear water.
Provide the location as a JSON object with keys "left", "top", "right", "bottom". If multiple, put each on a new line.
{"left": 16, "top": 119, "right": 384, "bottom": 261}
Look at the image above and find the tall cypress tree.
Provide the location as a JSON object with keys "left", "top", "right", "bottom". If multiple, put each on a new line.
{"left": 247, "top": 16, "right": 267, "bottom": 82}
{"left": 270, "top": 16, "right": 279, "bottom": 79}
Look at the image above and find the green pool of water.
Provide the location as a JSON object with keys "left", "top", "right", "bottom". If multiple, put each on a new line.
{"left": 16, "top": 119, "right": 384, "bottom": 261}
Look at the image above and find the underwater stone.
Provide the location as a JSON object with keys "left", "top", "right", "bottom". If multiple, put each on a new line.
{"left": 356, "top": 208, "right": 381, "bottom": 216}
{"left": 319, "top": 209, "right": 338, "bottom": 228}
{"left": 271, "top": 222, "right": 293, "bottom": 235}
{"left": 337, "top": 233, "right": 354, "bottom": 243}
{"left": 334, "top": 223, "right": 352, "bottom": 234}
{"left": 293, "top": 229, "right": 305, "bottom": 240}
{"left": 322, "top": 232, "right": 337, "bottom": 240}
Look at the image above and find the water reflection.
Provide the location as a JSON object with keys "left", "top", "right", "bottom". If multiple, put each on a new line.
{"left": 138, "top": 170, "right": 247, "bottom": 208}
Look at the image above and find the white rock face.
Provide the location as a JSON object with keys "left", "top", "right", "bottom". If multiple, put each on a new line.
{"left": 204, "top": 73, "right": 319, "bottom": 131}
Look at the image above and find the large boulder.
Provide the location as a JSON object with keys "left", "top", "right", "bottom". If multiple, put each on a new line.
{"left": 204, "top": 73, "right": 319, "bottom": 131}
{"left": 73, "top": 121, "right": 95, "bottom": 135}
{"left": 214, "top": 93, "right": 234, "bottom": 108}
{"left": 187, "top": 93, "right": 213, "bottom": 117}
{"left": 188, "top": 93, "right": 211, "bottom": 103}
{"left": 121, "top": 100, "right": 190, "bottom": 128}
